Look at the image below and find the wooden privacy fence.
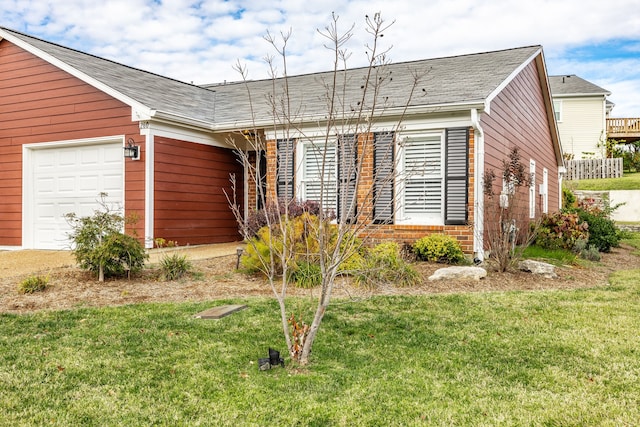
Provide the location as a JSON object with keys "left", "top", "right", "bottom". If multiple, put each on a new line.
{"left": 565, "top": 158, "right": 623, "bottom": 180}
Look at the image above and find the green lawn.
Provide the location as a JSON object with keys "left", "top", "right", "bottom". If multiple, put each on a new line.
{"left": 2, "top": 272, "right": 640, "bottom": 426}
{"left": 571, "top": 171, "right": 640, "bottom": 191}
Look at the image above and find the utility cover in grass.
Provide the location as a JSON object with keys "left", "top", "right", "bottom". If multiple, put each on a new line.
{"left": 194, "top": 305, "right": 247, "bottom": 319}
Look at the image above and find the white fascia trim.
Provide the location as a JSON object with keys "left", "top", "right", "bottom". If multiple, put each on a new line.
{"left": 141, "top": 120, "right": 232, "bottom": 149}
{"left": 484, "top": 48, "right": 542, "bottom": 115}
{"left": 213, "top": 102, "right": 486, "bottom": 132}
{"left": 552, "top": 93, "right": 611, "bottom": 99}
{"left": 149, "top": 110, "right": 217, "bottom": 131}
{"left": 1, "top": 30, "right": 154, "bottom": 118}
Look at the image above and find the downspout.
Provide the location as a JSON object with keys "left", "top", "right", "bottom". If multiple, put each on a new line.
{"left": 244, "top": 147, "right": 249, "bottom": 222}
{"left": 141, "top": 123, "right": 155, "bottom": 249}
{"left": 471, "top": 108, "right": 485, "bottom": 260}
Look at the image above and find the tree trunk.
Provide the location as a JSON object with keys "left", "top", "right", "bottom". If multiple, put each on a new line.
{"left": 298, "top": 303, "right": 325, "bottom": 365}
{"left": 98, "top": 264, "right": 104, "bottom": 282}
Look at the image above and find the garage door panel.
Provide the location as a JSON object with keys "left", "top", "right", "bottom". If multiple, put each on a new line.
{"left": 79, "top": 174, "right": 99, "bottom": 192}
{"left": 35, "top": 177, "right": 55, "bottom": 194}
{"left": 58, "top": 176, "right": 77, "bottom": 194}
{"left": 29, "top": 141, "right": 124, "bottom": 249}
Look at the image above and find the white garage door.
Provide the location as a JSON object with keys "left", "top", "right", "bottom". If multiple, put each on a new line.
{"left": 28, "top": 142, "right": 124, "bottom": 249}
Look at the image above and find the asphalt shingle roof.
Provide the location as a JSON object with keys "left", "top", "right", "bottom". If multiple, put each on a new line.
{"left": 2, "top": 26, "right": 541, "bottom": 129}
{"left": 549, "top": 74, "right": 610, "bottom": 96}
{"left": 206, "top": 46, "right": 541, "bottom": 126}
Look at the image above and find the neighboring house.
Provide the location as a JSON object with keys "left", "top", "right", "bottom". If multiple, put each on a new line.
{"left": 0, "top": 27, "right": 563, "bottom": 259}
{"left": 549, "top": 74, "right": 612, "bottom": 159}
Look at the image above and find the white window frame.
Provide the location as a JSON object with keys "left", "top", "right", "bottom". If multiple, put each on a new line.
{"left": 553, "top": 100, "right": 562, "bottom": 123}
{"left": 296, "top": 138, "right": 338, "bottom": 211}
{"left": 529, "top": 159, "right": 536, "bottom": 219}
{"left": 396, "top": 131, "right": 445, "bottom": 225}
{"left": 542, "top": 168, "right": 549, "bottom": 214}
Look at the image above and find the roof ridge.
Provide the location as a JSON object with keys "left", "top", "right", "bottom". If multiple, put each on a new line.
{"left": 202, "top": 45, "right": 542, "bottom": 87}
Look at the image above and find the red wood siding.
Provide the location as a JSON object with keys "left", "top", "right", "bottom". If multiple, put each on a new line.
{"left": 482, "top": 62, "right": 559, "bottom": 213}
{"left": 481, "top": 60, "right": 559, "bottom": 214}
{"left": 154, "top": 137, "right": 243, "bottom": 245}
{"left": 0, "top": 39, "right": 144, "bottom": 246}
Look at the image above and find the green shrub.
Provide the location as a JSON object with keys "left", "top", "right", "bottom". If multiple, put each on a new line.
{"left": 18, "top": 275, "right": 49, "bottom": 294}
{"left": 65, "top": 194, "right": 147, "bottom": 281}
{"left": 580, "top": 244, "right": 601, "bottom": 261}
{"left": 562, "top": 187, "right": 577, "bottom": 211}
{"left": 577, "top": 210, "right": 619, "bottom": 252}
{"left": 351, "top": 242, "right": 420, "bottom": 288}
{"left": 536, "top": 212, "right": 589, "bottom": 251}
{"left": 160, "top": 253, "right": 192, "bottom": 281}
{"left": 289, "top": 261, "right": 322, "bottom": 288}
{"left": 413, "top": 234, "right": 465, "bottom": 264}
{"left": 241, "top": 212, "right": 337, "bottom": 275}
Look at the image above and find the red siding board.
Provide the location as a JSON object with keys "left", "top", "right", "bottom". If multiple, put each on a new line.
{"left": 0, "top": 38, "right": 145, "bottom": 246}
{"left": 153, "top": 136, "right": 243, "bottom": 245}
{"left": 481, "top": 59, "right": 559, "bottom": 223}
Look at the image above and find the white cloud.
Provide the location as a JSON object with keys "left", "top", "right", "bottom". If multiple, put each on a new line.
{"left": 2, "top": 0, "right": 640, "bottom": 114}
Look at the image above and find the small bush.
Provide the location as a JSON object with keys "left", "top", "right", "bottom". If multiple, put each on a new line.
{"left": 65, "top": 194, "right": 147, "bottom": 281}
{"left": 241, "top": 213, "right": 337, "bottom": 275}
{"left": 562, "top": 187, "right": 577, "bottom": 211}
{"left": 580, "top": 244, "right": 601, "bottom": 261}
{"left": 18, "top": 275, "right": 49, "bottom": 294}
{"left": 578, "top": 210, "right": 619, "bottom": 252}
{"left": 536, "top": 212, "right": 589, "bottom": 251}
{"left": 351, "top": 242, "right": 420, "bottom": 288}
{"left": 245, "top": 199, "right": 326, "bottom": 237}
{"left": 289, "top": 261, "right": 322, "bottom": 288}
{"left": 413, "top": 234, "right": 465, "bottom": 264}
{"left": 160, "top": 253, "right": 192, "bottom": 281}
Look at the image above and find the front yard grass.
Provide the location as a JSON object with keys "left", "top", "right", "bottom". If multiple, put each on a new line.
{"left": 2, "top": 274, "right": 640, "bottom": 426}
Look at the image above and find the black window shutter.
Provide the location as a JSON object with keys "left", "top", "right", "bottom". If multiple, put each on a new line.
{"left": 373, "top": 131, "right": 395, "bottom": 224}
{"left": 257, "top": 150, "right": 267, "bottom": 209}
{"left": 337, "top": 134, "right": 357, "bottom": 221}
{"left": 444, "top": 128, "right": 469, "bottom": 225}
{"left": 276, "top": 139, "right": 295, "bottom": 201}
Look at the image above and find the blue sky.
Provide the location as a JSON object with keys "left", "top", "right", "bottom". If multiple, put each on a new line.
{"left": 2, "top": 0, "right": 639, "bottom": 117}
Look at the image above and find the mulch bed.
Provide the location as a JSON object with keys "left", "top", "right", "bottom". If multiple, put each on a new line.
{"left": 0, "top": 245, "right": 636, "bottom": 314}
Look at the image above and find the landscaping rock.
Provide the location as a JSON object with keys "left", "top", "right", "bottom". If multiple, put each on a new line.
{"left": 518, "top": 260, "right": 558, "bottom": 279}
{"left": 428, "top": 266, "right": 487, "bottom": 281}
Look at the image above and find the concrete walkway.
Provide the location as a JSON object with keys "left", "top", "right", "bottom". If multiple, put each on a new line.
{"left": 0, "top": 242, "right": 244, "bottom": 279}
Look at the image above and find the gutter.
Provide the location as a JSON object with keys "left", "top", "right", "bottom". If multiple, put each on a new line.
{"left": 471, "top": 108, "right": 485, "bottom": 260}
{"left": 209, "top": 101, "right": 487, "bottom": 133}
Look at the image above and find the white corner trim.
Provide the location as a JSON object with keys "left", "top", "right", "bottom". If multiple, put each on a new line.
{"left": 142, "top": 129, "right": 155, "bottom": 249}
{"left": 471, "top": 108, "right": 485, "bottom": 260}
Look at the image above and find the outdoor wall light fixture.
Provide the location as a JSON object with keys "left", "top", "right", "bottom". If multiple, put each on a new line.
{"left": 124, "top": 138, "right": 140, "bottom": 160}
{"left": 236, "top": 247, "right": 244, "bottom": 270}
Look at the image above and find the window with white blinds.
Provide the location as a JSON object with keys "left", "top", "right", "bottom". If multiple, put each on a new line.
{"left": 301, "top": 142, "right": 337, "bottom": 210}
{"left": 402, "top": 133, "right": 444, "bottom": 222}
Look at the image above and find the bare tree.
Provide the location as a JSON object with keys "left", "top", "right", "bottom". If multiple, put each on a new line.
{"left": 483, "top": 147, "right": 540, "bottom": 272}
{"left": 226, "top": 13, "right": 424, "bottom": 365}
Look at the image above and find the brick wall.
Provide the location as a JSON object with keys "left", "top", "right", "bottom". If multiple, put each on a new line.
{"left": 255, "top": 128, "right": 476, "bottom": 253}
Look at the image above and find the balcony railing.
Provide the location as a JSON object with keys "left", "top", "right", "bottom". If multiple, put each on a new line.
{"left": 607, "top": 118, "right": 640, "bottom": 138}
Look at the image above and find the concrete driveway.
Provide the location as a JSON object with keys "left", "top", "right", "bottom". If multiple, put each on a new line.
{"left": 0, "top": 242, "right": 244, "bottom": 279}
